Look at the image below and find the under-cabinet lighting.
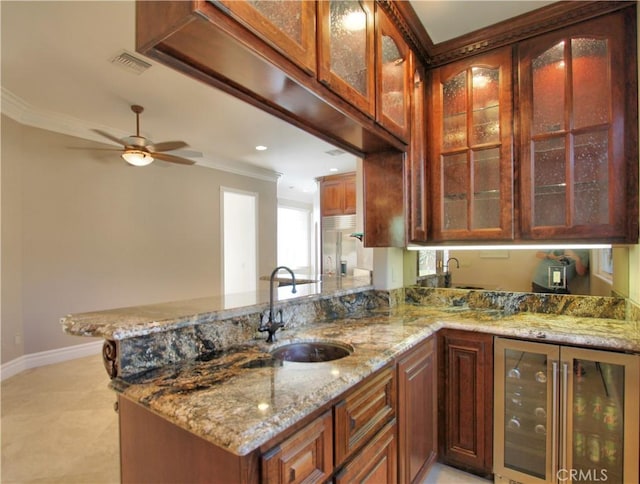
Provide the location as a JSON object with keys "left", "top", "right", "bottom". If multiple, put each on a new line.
{"left": 255, "top": 145, "right": 267, "bottom": 151}
{"left": 257, "top": 402, "right": 270, "bottom": 412}
{"left": 122, "top": 150, "right": 153, "bottom": 166}
{"left": 407, "top": 243, "right": 612, "bottom": 251}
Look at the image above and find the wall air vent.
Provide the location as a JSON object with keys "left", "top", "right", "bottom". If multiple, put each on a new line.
{"left": 325, "top": 149, "right": 346, "bottom": 157}
{"left": 109, "top": 51, "right": 152, "bottom": 75}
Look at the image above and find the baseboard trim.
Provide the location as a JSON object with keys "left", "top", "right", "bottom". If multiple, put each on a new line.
{"left": 0, "top": 340, "right": 103, "bottom": 381}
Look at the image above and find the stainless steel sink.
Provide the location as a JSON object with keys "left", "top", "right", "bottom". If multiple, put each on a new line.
{"left": 270, "top": 341, "right": 353, "bottom": 363}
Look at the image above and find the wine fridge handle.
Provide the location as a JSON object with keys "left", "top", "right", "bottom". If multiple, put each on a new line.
{"left": 561, "top": 362, "right": 569, "bottom": 477}
{"left": 552, "top": 361, "right": 559, "bottom": 484}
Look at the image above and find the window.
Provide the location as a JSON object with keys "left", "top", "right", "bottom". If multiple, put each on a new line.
{"left": 277, "top": 204, "right": 312, "bottom": 273}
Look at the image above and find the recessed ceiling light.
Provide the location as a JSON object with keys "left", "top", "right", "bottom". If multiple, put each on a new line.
{"left": 255, "top": 145, "right": 267, "bottom": 151}
{"left": 329, "top": 167, "right": 338, "bottom": 172}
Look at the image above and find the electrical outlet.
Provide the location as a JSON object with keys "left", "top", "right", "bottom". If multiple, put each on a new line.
{"left": 548, "top": 266, "right": 567, "bottom": 289}
{"left": 14, "top": 333, "right": 22, "bottom": 345}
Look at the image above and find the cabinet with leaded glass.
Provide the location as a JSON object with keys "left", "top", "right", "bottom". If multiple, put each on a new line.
{"left": 429, "top": 47, "right": 514, "bottom": 241}
{"left": 518, "top": 10, "right": 638, "bottom": 243}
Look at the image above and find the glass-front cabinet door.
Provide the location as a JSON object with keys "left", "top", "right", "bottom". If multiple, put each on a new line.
{"left": 518, "top": 12, "right": 633, "bottom": 241}
{"left": 217, "top": 1, "right": 317, "bottom": 75}
{"left": 430, "top": 47, "right": 513, "bottom": 241}
{"left": 562, "top": 347, "right": 639, "bottom": 484}
{"left": 375, "top": 5, "right": 411, "bottom": 142}
{"left": 408, "top": 52, "right": 428, "bottom": 243}
{"left": 495, "top": 338, "right": 559, "bottom": 484}
{"left": 318, "top": 0, "right": 375, "bottom": 117}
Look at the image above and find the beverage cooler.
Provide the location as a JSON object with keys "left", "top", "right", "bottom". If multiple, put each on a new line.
{"left": 494, "top": 337, "right": 639, "bottom": 484}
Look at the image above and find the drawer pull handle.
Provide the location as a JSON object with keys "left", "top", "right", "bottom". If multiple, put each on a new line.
{"left": 289, "top": 468, "right": 296, "bottom": 483}
{"left": 349, "top": 416, "right": 356, "bottom": 430}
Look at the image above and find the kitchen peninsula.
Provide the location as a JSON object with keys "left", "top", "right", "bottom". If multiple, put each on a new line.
{"left": 62, "top": 284, "right": 640, "bottom": 483}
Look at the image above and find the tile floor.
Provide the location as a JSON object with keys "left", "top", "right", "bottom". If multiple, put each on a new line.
{"left": 1, "top": 354, "right": 490, "bottom": 483}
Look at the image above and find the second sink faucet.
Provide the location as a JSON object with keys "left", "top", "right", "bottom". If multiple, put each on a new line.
{"left": 259, "top": 266, "right": 297, "bottom": 343}
{"left": 444, "top": 257, "right": 460, "bottom": 288}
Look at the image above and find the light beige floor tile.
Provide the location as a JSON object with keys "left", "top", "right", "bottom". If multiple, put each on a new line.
{"left": 2, "top": 354, "right": 490, "bottom": 484}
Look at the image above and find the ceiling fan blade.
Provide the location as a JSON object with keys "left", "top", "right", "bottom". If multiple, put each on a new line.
{"left": 150, "top": 141, "right": 189, "bottom": 152}
{"left": 67, "top": 146, "right": 123, "bottom": 152}
{"left": 151, "top": 151, "right": 196, "bottom": 165}
{"left": 92, "top": 129, "right": 124, "bottom": 146}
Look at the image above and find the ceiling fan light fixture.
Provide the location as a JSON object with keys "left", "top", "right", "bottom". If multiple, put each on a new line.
{"left": 122, "top": 150, "right": 154, "bottom": 166}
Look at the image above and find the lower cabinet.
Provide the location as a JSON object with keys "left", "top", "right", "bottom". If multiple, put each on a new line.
{"left": 118, "top": 345, "right": 440, "bottom": 484}
{"left": 397, "top": 336, "right": 438, "bottom": 484}
{"left": 261, "top": 411, "right": 333, "bottom": 484}
{"left": 334, "top": 366, "right": 396, "bottom": 465}
{"left": 335, "top": 419, "right": 398, "bottom": 484}
{"left": 438, "top": 329, "right": 494, "bottom": 477}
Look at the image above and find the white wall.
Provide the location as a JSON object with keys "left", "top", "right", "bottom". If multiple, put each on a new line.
{"left": 1, "top": 116, "right": 277, "bottom": 364}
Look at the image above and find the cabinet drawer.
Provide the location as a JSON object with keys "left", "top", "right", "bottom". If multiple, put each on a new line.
{"left": 262, "top": 410, "right": 333, "bottom": 484}
{"left": 335, "top": 419, "right": 397, "bottom": 484}
{"left": 334, "top": 366, "right": 396, "bottom": 466}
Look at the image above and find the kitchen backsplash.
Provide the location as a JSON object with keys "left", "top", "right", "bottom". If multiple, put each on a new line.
{"left": 405, "top": 286, "right": 627, "bottom": 320}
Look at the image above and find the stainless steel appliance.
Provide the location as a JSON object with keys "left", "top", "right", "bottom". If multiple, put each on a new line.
{"left": 494, "top": 337, "right": 639, "bottom": 484}
{"left": 321, "top": 214, "right": 357, "bottom": 276}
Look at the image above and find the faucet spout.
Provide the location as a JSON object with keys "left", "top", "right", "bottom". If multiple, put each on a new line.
{"left": 443, "top": 257, "right": 460, "bottom": 288}
{"left": 260, "top": 266, "right": 297, "bottom": 342}
{"left": 445, "top": 257, "right": 460, "bottom": 270}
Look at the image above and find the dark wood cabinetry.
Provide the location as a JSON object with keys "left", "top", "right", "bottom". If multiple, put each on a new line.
{"left": 407, "top": 52, "right": 428, "bottom": 243}
{"left": 397, "top": 336, "right": 438, "bottom": 484}
{"left": 518, "top": 9, "right": 638, "bottom": 243}
{"left": 319, "top": 173, "right": 356, "bottom": 216}
{"left": 334, "top": 365, "right": 396, "bottom": 466}
{"left": 376, "top": 5, "right": 411, "bottom": 143}
{"left": 217, "top": 0, "right": 316, "bottom": 75}
{"left": 429, "top": 47, "right": 514, "bottom": 242}
{"left": 335, "top": 419, "right": 398, "bottom": 484}
{"left": 318, "top": 0, "right": 375, "bottom": 117}
{"left": 262, "top": 411, "right": 333, "bottom": 484}
{"left": 438, "top": 329, "right": 493, "bottom": 477}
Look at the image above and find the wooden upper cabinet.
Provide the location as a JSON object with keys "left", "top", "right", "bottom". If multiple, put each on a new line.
{"left": 407, "top": 52, "right": 428, "bottom": 243}
{"left": 217, "top": 0, "right": 317, "bottom": 75}
{"left": 519, "top": 10, "right": 638, "bottom": 243}
{"left": 430, "top": 46, "right": 514, "bottom": 242}
{"left": 375, "top": 5, "right": 411, "bottom": 143}
{"left": 318, "top": 1, "right": 375, "bottom": 117}
{"left": 320, "top": 173, "right": 357, "bottom": 216}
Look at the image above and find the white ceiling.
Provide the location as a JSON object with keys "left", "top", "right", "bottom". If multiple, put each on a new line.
{"left": 1, "top": 1, "right": 552, "bottom": 203}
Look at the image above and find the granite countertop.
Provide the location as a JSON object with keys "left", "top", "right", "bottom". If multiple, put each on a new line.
{"left": 111, "top": 304, "right": 640, "bottom": 457}
{"left": 61, "top": 276, "right": 372, "bottom": 340}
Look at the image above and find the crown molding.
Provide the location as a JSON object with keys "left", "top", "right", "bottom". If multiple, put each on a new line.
{"left": 1, "top": 87, "right": 280, "bottom": 183}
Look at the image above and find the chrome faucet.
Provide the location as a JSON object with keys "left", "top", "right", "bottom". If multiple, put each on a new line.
{"left": 259, "top": 266, "right": 297, "bottom": 343}
{"left": 444, "top": 257, "right": 460, "bottom": 288}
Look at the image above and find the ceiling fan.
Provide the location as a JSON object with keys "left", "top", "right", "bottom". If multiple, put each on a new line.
{"left": 92, "top": 105, "right": 195, "bottom": 166}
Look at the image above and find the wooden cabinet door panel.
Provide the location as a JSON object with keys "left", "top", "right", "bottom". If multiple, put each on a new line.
{"left": 262, "top": 411, "right": 333, "bottom": 484}
{"left": 518, "top": 10, "right": 638, "bottom": 243}
{"left": 375, "top": 5, "right": 411, "bottom": 142}
{"left": 438, "top": 330, "right": 493, "bottom": 477}
{"left": 317, "top": 0, "right": 375, "bottom": 116}
{"left": 217, "top": 0, "right": 316, "bottom": 75}
{"left": 397, "top": 337, "right": 437, "bottom": 484}
{"left": 335, "top": 419, "right": 397, "bottom": 484}
{"left": 334, "top": 366, "right": 396, "bottom": 466}
{"left": 343, "top": 177, "right": 357, "bottom": 215}
{"left": 408, "top": 53, "right": 428, "bottom": 243}
{"left": 430, "top": 47, "right": 514, "bottom": 242}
